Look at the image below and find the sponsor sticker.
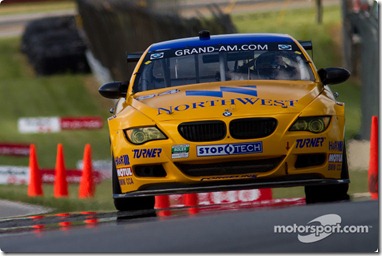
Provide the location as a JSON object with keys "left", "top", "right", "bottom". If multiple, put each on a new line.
{"left": 136, "top": 94, "right": 156, "bottom": 101}
{"left": 117, "top": 167, "right": 133, "bottom": 177}
{"left": 329, "top": 141, "right": 344, "bottom": 151}
{"left": 278, "top": 44, "right": 292, "bottom": 50}
{"left": 115, "top": 155, "right": 130, "bottom": 166}
{"left": 132, "top": 148, "right": 162, "bottom": 158}
{"left": 150, "top": 52, "right": 164, "bottom": 60}
{"left": 295, "top": 137, "right": 325, "bottom": 148}
{"left": 172, "top": 144, "right": 190, "bottom": 159}
{"left": 136, "top": 89, "right": 180, "bottom": 101}
{"left": 197, "top": 142, "right": 262, "bottom": 157}
{"left": 119, "top": 177, "right": 134, "bottom": 186}
{"left": 328, "top": 163, "right": 342, "bottom": 171}
{"left": 328, "top": 153, "right": 343, "bottom": 163}
{"left": 158, "top": 89, "right": 180, "bottom": 96}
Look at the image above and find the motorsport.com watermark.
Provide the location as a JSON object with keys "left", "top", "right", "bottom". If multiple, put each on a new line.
{"left": 274, "top": 214, "right": 372, "bottom": 243}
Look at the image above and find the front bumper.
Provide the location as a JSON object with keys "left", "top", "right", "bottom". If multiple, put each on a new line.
{"left": 113, "top": 175, "right": 350, "bottom": 198}
{"left": 111, "top": 112, "right": 346, "bottom": 196}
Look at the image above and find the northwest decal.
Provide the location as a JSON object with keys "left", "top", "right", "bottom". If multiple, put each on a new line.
{"left": 157, "top": 86, "right": 297, "bottom": 115}
{"left": 197, "top": 142, "right": 263, "bottom": 157}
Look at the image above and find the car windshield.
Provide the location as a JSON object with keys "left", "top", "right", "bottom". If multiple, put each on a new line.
{"left": 133, "top": 44, "right": 315, "bottom": 93}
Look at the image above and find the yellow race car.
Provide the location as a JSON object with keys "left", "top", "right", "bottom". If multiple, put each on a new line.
{"left": 99, "top": 31, "right": 351, "bottom": 211}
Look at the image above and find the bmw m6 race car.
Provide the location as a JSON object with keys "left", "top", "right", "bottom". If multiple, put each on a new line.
{"left": 99, "top": 31, "right": 351, "bottom": 211}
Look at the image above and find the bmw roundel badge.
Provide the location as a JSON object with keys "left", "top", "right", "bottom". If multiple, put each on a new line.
{"left": 223, "top": 110, "right": 232, "bottom": 117}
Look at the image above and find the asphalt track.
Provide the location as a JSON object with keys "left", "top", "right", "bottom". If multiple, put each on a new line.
{"left": 0, "top": 199, "right": 378, "bottom": 253}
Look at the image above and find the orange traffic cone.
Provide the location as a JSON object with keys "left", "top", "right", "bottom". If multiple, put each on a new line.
{"left": 184, "top": 193, "right": 199, "bottom": 215}
{"left": 54, "top": 144, "right": 68, "bottom": 198}
{"left": 368, "top": 116, "right": 379, "bottom": 199}
{"left": 78, "top": 144, "right": 95, "bottom": 198}
{"left": 27, "top": 144, "right": 43, "bottom": 197}
{"left": 155, "top": 195, "right": 171, "bottom": 216}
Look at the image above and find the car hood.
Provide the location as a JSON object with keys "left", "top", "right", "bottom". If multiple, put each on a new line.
{"left": 131, "top": 80, "right": 322, "bottom": 121}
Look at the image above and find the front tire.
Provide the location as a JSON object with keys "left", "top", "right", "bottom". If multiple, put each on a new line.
{"left": 305, "top": 143, "right": 350, "bottom": 204}
{"left": 111, "top": 154, "right": 155, "bottom": 212}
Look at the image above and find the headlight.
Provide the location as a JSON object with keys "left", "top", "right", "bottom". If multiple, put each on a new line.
{"left": 289, "top": 116, "right": 331, "bottom": 133}
{"left": 124, "top": 127, "right": 166, "bottom": 144}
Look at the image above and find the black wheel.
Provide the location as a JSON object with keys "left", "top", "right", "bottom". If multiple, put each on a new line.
{"left": 305, "top": 142, "right": 350, "bottom": 204}
{"left": 111, "top": 154, "right": 155, "bottom": 212}
{"left": 114, "top": 196, "right": 155, "bottom": 212}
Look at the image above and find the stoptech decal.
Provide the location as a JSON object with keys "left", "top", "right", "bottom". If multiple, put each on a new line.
{"left": 132, "top": 148, "right": 162, "bottom": 158}
{"left": 197, "top": 142, "right": 262, "bottom": 157}
{"left": 295, "top": 137, "right": 325, "bottom": 148}
{"left": 115, "top": 155, "right": 130, "bottom": 167}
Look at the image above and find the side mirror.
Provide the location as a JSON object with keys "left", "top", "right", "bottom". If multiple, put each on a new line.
{"left": 318, "top": 68, "right": 350, "bottom": 85}
{"left": 98, "top": 81, "right": 128, "bottom": 99}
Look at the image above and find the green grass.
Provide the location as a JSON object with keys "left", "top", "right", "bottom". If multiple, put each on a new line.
{"left": 0, "top": 180, "right": 115, "bottom": 213}
{"left": 0, "top": 3, "right": 367, "bottom": 213}
{"left": 0, "top": 37, "right": 112, "bottom": 169}
{"left": 0, "top": 0, "right": 75, "bottom": 16}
